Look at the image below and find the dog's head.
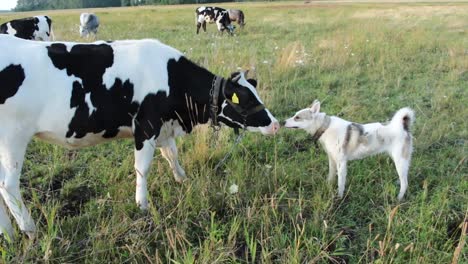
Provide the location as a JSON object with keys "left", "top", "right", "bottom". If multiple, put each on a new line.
{"left": 284, "top": 100, "right": 326, "bottom": 133}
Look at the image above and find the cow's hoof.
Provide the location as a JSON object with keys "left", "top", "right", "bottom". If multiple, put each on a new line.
{"left": 25, "top": 231, "right": 36, "bottom": 240}
{"left": 0, "top": 232, "right": 14, "bottom": 243}
{"left": 174, "top": 176, "right": 188, "bottom": 183}
{"left": 137, "top": 201, "right": 149, "bottom": 211}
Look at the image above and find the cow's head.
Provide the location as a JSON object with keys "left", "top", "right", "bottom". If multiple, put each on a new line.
{"left": 79, "top": 26, "right": 88, "bottom": 37}
{"left": 217, "top": 72, "right": 279, "bottom": 135}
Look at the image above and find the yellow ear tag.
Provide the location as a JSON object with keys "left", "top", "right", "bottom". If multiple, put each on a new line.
{"left": 232, "top": 93, "right": 240, "bottom": 104}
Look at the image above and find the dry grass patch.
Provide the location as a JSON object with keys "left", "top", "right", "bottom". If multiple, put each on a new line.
{"left": 276, "top": 41, "right": 306, "bottom": 71}
{"left": 352, "top": 5, "right": 468, "bottom": 19}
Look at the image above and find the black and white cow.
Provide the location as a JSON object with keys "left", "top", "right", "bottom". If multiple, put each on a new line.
{"left": 195, "top": 6, "right": 235, "bottom": 35}
{"left": 0, "top": 15, "right": 53, "bottom": 41}
{"left": 0, "top": 35, "right": 279, "bottom": 239}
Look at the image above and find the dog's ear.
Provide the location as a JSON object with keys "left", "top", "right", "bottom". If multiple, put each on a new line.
{"left": 310, "top": 100, "right": 321, "bottom": 113}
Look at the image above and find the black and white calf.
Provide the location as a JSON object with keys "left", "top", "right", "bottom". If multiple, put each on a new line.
{"left": 0, "top": 35, "right": 279, "bottom": 239}
{"left": 195, "top": 6, "right": 235, "bottom": 35}
{"left": 0, "top": 15, "right": 53, "bottom": 41}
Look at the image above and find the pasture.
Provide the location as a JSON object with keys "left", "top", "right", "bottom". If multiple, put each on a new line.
{"left": 0, "top": 1, "right": 467, "bottom": 263}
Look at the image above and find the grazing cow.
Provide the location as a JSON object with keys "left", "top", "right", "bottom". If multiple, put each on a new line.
{"left": 0, "top": 15, "right": 53, "bottom": 41}
{"left": 227, "top": 9, "right": 246, "bottom": 28}
{"left": 80, "top": 13, "right": 100, "bottom": 38}
{"left": 0, "top": 35, "right": 279, "bottom": 239}
{"left": 195, "top": 6, "right": 235, "bottom": 35}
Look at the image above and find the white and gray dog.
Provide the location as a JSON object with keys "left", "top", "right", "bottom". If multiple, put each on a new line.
{"left": 285, "top": 100, "right": 415, "bottom": 200}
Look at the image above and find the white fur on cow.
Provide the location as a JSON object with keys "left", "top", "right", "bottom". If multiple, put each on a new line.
{"left": 0, "top": 15, "right": 53, "bottom": 41}
{"left": 0, "top": 35, "right": 279, "bottom": 239}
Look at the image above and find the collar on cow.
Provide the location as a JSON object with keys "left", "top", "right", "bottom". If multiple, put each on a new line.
{"left": 209, "top": 75, "right": 266, "bottom": 130}
{"left": 209, "top": 75, "right": 225, "bottom": 130}
{"left": 312, "top": 115, "right": 331, "bottom": 143}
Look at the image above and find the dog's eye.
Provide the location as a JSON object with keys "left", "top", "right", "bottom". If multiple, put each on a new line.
{"left": 294, "top": 116, "right": 300, "bottom": 121}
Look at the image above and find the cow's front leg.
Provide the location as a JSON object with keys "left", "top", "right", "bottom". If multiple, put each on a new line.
{"left": 160, "top": 137, "right": 186, "bottom": 183}
{"left": 0, "top": 197, "right": 14, "bottom": 241}
{"left": 134, "top": 139, "right": 156, "bottom": 210}
{"left": 0, "top": 134, "right": 36, "bottom": 239}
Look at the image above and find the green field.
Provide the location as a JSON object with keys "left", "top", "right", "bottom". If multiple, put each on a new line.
{"left": 0, "top": 1, "right": 467, "bottom": 263}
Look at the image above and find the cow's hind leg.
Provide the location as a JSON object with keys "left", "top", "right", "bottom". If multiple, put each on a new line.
{"left": 0, "top": 134, "right": 36, "bottom": 238}
{"left": 134, "top": 140, "right": 156, "bottom": 210}
{"left": 160, "top": 137, "right": 186, "bottom": 183}
{"left": 0, "top": 197, "right": 14, "bottom": 241}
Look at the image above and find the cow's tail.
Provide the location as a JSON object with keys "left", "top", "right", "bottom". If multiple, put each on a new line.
{"left": 49, "top": 26, "right": 55, "bottom": 41}
{"left": 390, "top": 107, "right": 415, "bottom": 132}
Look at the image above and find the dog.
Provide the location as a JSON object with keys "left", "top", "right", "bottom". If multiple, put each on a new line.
{"left": 285, "top": 100, "right": 414, "bottom": 200}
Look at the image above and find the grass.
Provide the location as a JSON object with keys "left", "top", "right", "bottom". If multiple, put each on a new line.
{"left": 0, "top": 1, "right": 467, "bottom": 263}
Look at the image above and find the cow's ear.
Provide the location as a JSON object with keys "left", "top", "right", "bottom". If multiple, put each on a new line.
{"left": 230, "top": 72, "right": 242, "bottom": 82}
{"left": 247, "top": 79, "right": 257, "bottom": 88}
{"left": 230, "top": 71, "right": 241, "bottom": 79}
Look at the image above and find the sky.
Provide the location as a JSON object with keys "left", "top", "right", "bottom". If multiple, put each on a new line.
{"left": 0, "top": 0, "right": 17, "bottom": 10}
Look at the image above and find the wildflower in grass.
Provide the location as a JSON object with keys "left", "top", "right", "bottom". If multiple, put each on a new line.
{"left": 229, "top": 184, "right": 239, "bottom": 194}
{"left": 263, "top": 60, "right": 269, "bottom": 64}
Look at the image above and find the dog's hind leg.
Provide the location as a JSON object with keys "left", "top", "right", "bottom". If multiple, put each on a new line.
{"left": 327, "top": 156, "right": 337, "bottom": 183}
{"left": 392, "top": 154, "right": 409, "bottom": 201}
{"left": 337, "top": 159, "right": 348, "bottom": 198}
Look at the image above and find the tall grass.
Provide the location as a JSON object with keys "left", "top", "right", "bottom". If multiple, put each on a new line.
{"left": 0, "top": 1, "right": 467, "bottom": 263}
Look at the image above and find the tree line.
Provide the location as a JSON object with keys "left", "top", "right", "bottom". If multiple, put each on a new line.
{"left": 14, "top": 0, "right": 237, "bottom": 12}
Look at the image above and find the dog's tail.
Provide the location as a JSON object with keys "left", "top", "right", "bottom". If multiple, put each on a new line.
{"left": 391, "top": 107, "right": 415, "bottom": 132}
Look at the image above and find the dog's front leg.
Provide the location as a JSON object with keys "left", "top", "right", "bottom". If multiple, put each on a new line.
{"left": 337, "top": 159, "right": 348, "bottom": 198}
{"left": 327, "top": 156, "right": 337, "bottom": 183}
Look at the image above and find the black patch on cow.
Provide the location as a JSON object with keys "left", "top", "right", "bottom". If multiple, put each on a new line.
{"left": 47, "top": 43, "right": 139, "bottom": 139}
{"left": 0, "top": 17, "right": 40, "bottom": 40}
{"left": 0, "top": 64, "right": 25, "bottom": 104}
{"left": 45, "top": 16, "right": 52, "bottom": 30}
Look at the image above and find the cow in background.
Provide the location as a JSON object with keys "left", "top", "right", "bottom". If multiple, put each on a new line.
{"left": 80, "top": 13, "right": 100, "bottom": 38}
{"left": 228, "top": 9, "right": 245, "bottom": 28}
{"left": 0, "top": 16, "right": 53, "bottom": 41}
{"left": 195, "top": 6, "right": 235, "bottom": 35}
